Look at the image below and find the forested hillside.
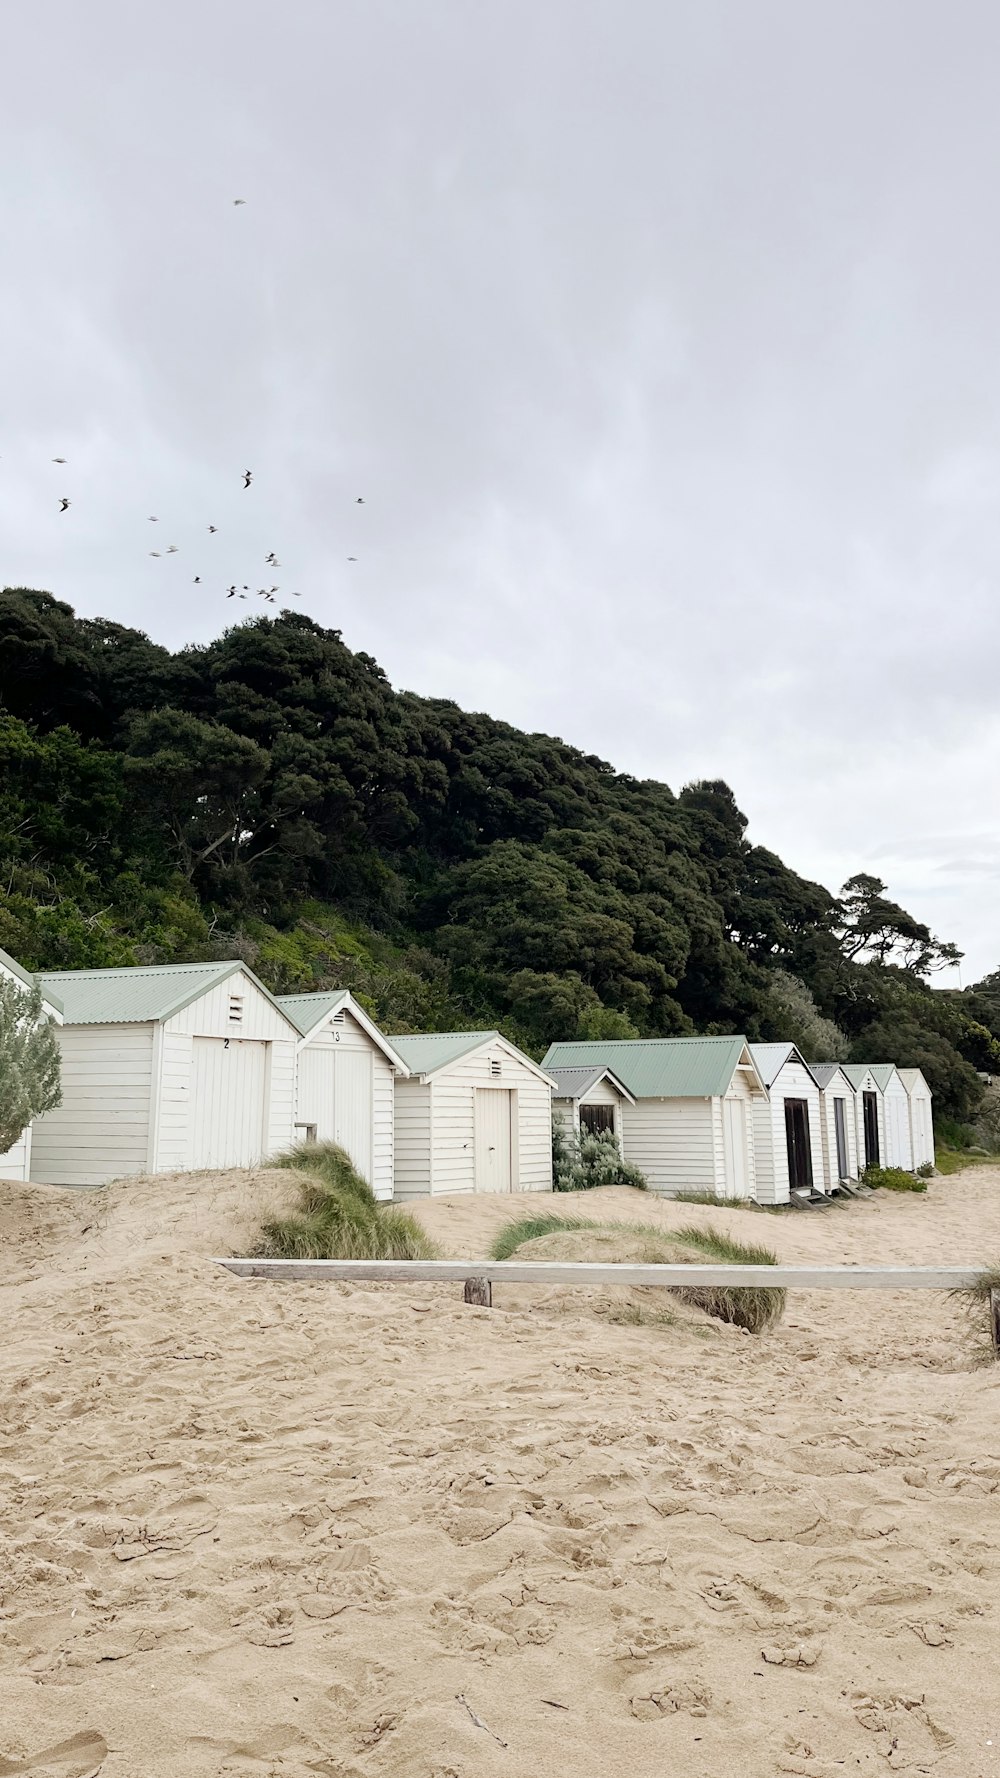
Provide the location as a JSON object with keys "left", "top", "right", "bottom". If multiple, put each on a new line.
{"left": 2, "top": 586, "right": 997, "bottom": 1118}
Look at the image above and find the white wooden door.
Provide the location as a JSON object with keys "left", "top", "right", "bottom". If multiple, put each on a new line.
{"left": 886, "top": 1094, "right": 913, "bottom": 1169}
{"left": 474, "top": 1089, "right": 513, "bottom": 1192}
{"left": 722, "top": 1097, "right": 747, "bottom": 1199}
{"left": 333, "top": 1048, "right": 373, "bottom": 1182}
{"left": 190, "top": 1037, "right": 267, "bottom": 1169}
{"left": 296, "top": 1046, "right": 335, "bottom": 1141}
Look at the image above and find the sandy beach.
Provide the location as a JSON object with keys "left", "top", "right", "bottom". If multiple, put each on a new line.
{"left": 2, "top": 1168, "right": 1000, "bottom": 1776}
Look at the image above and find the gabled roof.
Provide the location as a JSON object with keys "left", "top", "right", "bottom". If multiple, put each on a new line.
{"left": 809, "top": 1062, "right": 854, "bottom": 1092}
{"left": 276, "top": 989, "right": 410, "bottom": 1071}
{"left": 868, "top": 1063, "right": 902, "bottom": 1093}
{"left": 897, "top": 1067, "right": 932, "bottom": 1097}
{"left": 842, "top": 1063, "right": 880, "bottom": 1091}
{"left": 749, "top": 1041, "right": 809, "bottom": 1088}
{"left": 541, "top": 1036, "right": 764, "bottom": 1099}
{"left": 0, "top": 946, "right": 63, "bottom": 1018}
{"left": 547, "top": 1064, "right": 636, "bottom": 1105}
{"left": 389, "top": 1030, "right": 556, "bottom": 1085}
{"left": 34, "top": 959, "right": 295, "bottom": 1030}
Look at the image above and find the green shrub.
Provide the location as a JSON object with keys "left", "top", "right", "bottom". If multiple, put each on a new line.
{"left": 259, "top": 1141, "right": 438, "bottom": 1260}
{"left": 552, "top": 1122, "right": 647, "bottom": 1192}
{"left": 862, "top": 1165, "right": 927, "bottom": 1194}
{"left": 936, "top": 1117, "right": 975, "bottom": 1151}
{"left": 916, "top": 1162, "right": 935, "bottom": 1178}
{"left": 488, "top": 1213, "right": 783, "bottom": 1332}
{"left": 0, "top": 975, "right": 61, "bottom": 1156}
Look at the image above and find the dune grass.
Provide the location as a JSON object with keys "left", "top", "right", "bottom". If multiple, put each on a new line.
{"left": 862, "top": 1165, "right": 927, "bottom": 1194}
{"left": 257, "top": 1141, "right": 439, "bottom": 1260}
{"left": 488, "top": 1212, "right": 784, "bottom": 1332}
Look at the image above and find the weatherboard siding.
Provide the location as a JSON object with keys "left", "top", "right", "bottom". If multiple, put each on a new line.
{"left": 816, "top": 1080, "right": 859, "bottom": 1188}
{"left": 0, "top": 1128, "right": 31, "bottom": 1183}
{"left": 294, "top": 1010, "right": 395, "bottom": 1197}
{"left": 167, "top": 970, "right": 293, "bottom": 1041}
{"left": 30, "top": 1024, "right": 155, "bottom": 1187}
{"left": 850, "top": 1070, "right": 888, "bottom": 1172}
{"left": 619, "top": 1098, "right": 718, "bottom": 1195}
{"left": 264, "top": 1040, "right": 296, "bottom": 1160}
{"left": 753, "top": 1059, "right": 824, "bottom": 1204}
{"left": 392, "top": 1080, "right": 433, "bottom": 1198}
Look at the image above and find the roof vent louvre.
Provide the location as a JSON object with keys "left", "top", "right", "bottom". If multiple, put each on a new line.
{"left": 228, "top": 994, "right": 244, "bottom": 1026}
{"left": 489, "top": 1058, "right": 501, "bottom": 1078}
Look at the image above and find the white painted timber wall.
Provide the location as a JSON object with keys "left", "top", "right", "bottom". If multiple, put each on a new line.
{"left": 619, "top": 1097, "right": 719, "bottom": 1196}
{"left": 31, "top": 1024, "right": 155, "bottom": 1186}
{"left": 294, "top": 1007, "right": 396, "bottom": 1199}
{"left": 881, "top": 1074, "right": 915, "bottom": 1171}
{"left": 553, "top": 1077, "right": 626, "bottom": 1147}
{"left": 751, "top": 1059, "right": 824, "bottom": 1205}
{"left": 392, "top": 1040, "right": 552, "bottom": 1197}
{"left": 904, "top": 1080, "right": 935, "bottom": 1169}
{"left": 717, "top": 1069, "right": 759, "bottom": 1200}
{"left": 816, "top": 1079, "right": 859, "bottom": 1189}
{"left": 392, "top": 1080, "right": 433, "bottom": 1199}
{"left": 852, "top": 1070, "right": 888, "bottom": 1172}
{"left": 0, "top": 1126, "right": 31, "bottom": 1183}
{"left": 155, "top": 969, "right": 296, "bottom": 1170}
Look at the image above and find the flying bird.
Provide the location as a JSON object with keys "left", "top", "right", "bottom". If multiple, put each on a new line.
{"left": 233, "top": 198, "right": 246, "bottom": 205}
{"left": 347, "top": 556, "right": 357, "bottom": 562}
{"left": 52, "top": 457, "right": 66, "bottom": 464}
{"left": 207, "top": 524, "right": 218, "bottom": 533}
{"left": 227, "top": 586, "right": 236, "bottom": 597}
{"left": 149, "top": 551, "right": 161, "bottom": 558}
{"left": 59, "top": 497, "right": 70, "bottom": 512}
{"left": 265, "top": 551, "right": 278, "bottom": 565}
{"left": 269, "top": 585, "right": 279, "bottom": 593}
{"left": 243, "top": 470, "right": 253, "bottom": 489}
{"left": 166, "top": 544, "right": 178, "bottom": 554}
{"left": 193, "top": 576, "right": 201, "bottom": 584}
{"left": 355, "top": 496, "right": 365, "bottom": 504}
{"left": 148, "top": 516, "right": 158, "bottom": 522}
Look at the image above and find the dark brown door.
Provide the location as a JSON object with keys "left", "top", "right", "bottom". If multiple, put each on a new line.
{"left": 863, "top": 1091, "right": 880, "bottom": 1166}
{"left": 784, "top": 1098, "right": 813, "bottom": 1190}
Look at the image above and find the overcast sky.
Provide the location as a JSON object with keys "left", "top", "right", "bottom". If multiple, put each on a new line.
{"left": 3, "top": 2, "right": 998, "bottom": 981}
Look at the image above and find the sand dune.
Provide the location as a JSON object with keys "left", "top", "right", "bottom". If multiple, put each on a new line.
{"left": 2, "top": 1167, "right": 1000, "bottom": 1775}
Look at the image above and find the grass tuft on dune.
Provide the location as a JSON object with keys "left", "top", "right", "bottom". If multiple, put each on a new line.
{"left": 258, "top": 1141, "right": 439, "bottom": 1260}
{"left": 489, "top": 1213, "right": 784, "bottom": 1332}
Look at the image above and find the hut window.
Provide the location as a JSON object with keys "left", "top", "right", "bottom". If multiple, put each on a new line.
{"left": 228, "top": 994, "right": 244, "bottom": 1026}
{"left": 580, "top": 1103, "right": 615, "bottom": 1136}
{"left": 489, "top": 1058, "right": 502, "bottom": 1078}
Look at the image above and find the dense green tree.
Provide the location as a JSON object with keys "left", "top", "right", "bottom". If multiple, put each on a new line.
{"left": 0, "top": 977, "right": 61, "bottom": 1155}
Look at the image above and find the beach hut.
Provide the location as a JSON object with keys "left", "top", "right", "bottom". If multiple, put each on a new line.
{"left": 869, "top": 1063, "right": 914, "bottom": 1170}
{"left": 0, "top": 948, "right": 63, "bottom": 1183}
{"left": 842, "top": 1064, "right": 888, "bottom": 1173}
{"left": 541, "top": 1037, "right": 767, "bottom": 1199}
{"left": 898, "top": 1068, "right": 935, "bottom": 1170}
{"left": 748, "top": 1043, "right": 825, "bottom": 1204}
{"left": 809, "top": 1063, "right": 860, "bottom": 1190}
{"left": 30, "top": 961, "right": 299, "bottom": 1187}
{"left": 388, "top": 1031, "right": 555, "bottom": 1198}
{"left": 275, "top": 989, "right": 409, "bottom": 1200}
{"left": 548, "top": 1064, "right": 634, "bottom": 1153}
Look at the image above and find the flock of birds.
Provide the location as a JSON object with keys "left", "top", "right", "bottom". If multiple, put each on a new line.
{"left": 47, "top": 198, "right": 365, "bottom": 609}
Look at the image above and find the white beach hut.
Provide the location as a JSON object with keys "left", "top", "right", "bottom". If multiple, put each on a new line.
{"left": 898, "top": 1068, "right": 935, "bottom": 1170}
{"left": 841, "top": 1064, "right": 889, "bottom": 1173}
{"left": 275, "top": 989, "right": 409, "bottom": 1200}
{"left": 748, "top": 1043, "right": 826, "bottom": 1204}
{"left": 542, "top": 1037, "right": 767, "bottom": 1200}
{"left": 30, "top": 961, "right": 299, "bottom": 1187}
{"left": 809, "top": 1062, "right": 860, "bottom": 1190}
{"left": 869, "top": 1063, "right": 915, "bottom": 1170}
{"left": 0, "top": 948, "right": 64, "bottom": 1183}
{"left": 389, "top": 1031, "right": 555, "bottom": 1198}
{"left": 548, "top": 1063, "right": 635, "bottom": 1153}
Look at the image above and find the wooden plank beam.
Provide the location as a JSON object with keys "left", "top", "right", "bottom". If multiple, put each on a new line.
{"left": 214, "top": 1258, "right": 982, "bottom": 1290}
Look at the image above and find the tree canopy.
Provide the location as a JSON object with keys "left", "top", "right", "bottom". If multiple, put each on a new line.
{"left": 0, "top": 585, "right": 992, "bottom": 1120}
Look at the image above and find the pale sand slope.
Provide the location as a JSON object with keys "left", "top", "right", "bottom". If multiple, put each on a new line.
{"left": 2, "top": 1169, "right": 1000, "bottom": 1777}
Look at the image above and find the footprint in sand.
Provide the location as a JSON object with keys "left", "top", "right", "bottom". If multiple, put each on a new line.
{"left": 0, "top": 1730, "right": 108, "bottom": 1778}
{"left": 630, "top": 1679, "right": 712, "bottom": 1720}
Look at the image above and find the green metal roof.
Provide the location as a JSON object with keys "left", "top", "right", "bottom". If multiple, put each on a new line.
{"left": 541, "top": 1036, "right": 757, "bottom": 1099}
{"left": 275, "top": 989, "right": 350, "bottom": 1036}
{"left": 0, "top": 947, "right": 63, "bottom": 1015}
{"left": 841, "top": 1063, "right": 878, "bottom": 1090}
{"left": 388, "top": 1031, "right": 501, "bottom": 1076}
{"left": 35, "top": 960, "right": 255, "bottom": 1027}
{"left": 868, "top": 1063, "right": 901, "bottom": 1092}
{"left": 749, "top": 1042, "right": 800, "bottom": 1087}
